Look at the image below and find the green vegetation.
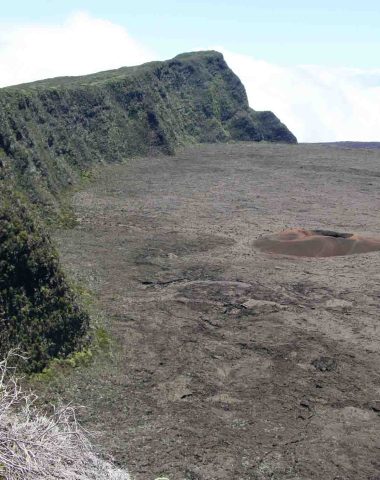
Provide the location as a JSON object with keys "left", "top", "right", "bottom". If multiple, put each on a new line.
{"left": 32, "top": 326, "right": 111, "bottom": 383}
{"left": 0, "top": 186, "right": 89, "bottom": 372}
{"left": 0, "top": 50, "right": 296, "bottom": 211}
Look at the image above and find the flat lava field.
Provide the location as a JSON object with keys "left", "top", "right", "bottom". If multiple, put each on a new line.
{"left": 54, "top": 142, "right": 380, "bottom": 480}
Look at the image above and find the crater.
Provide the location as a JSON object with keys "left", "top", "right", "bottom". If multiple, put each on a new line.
{"left": 255, "top": 228, "right": 380, "bottom": 257}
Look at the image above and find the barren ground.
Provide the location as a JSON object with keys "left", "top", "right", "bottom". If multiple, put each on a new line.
{"left": 54, "top": 142, "right": 380, "bottom": 480}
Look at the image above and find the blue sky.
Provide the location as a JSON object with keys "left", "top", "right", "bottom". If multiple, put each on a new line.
{"left": 0, "top": 1, "right": 379, "bottom": 141}
{"left": 2, "top": 0, "right": 380, "bottom": 68}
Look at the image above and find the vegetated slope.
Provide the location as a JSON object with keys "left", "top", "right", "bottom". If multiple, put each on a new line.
{"left": 0, "top": 50, "right": 296, "bottom": 210}
{"left": 0, "top": 183, "right": 89, "bottom": 372}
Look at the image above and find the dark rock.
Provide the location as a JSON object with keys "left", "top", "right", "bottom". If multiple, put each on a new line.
{"left": 312, "top": 356, "right": 337, "bottom": 372}
{"left": 369, "top": 401, "right": 380, "bottom": 413}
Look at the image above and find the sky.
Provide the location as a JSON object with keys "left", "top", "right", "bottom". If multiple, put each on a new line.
{"left": 1, "top": 1, "right": 380, "bottom": 142}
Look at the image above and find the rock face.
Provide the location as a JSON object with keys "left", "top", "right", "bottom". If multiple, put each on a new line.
{"left": 0, "top": 50, "right": 296, "bottom": 208}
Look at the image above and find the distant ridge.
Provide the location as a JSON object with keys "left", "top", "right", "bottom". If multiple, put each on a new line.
{"left": 0, "top": 50, "right": 296, "bottom": 210}
{"left": 317, "top": 142, "right": 380, "bottom": 150}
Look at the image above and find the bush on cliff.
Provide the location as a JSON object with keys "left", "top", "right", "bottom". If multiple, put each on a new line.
{"left": 0, "top": 187, "right": 89, "bottom": 373}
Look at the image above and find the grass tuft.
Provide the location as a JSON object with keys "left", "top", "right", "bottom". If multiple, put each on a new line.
{"left": 0, "top": 351, "right": 130, "bottom": 480}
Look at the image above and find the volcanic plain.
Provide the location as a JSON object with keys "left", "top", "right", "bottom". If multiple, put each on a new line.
{"left": 53, "top": 142, "right": 380, "bottom": 480}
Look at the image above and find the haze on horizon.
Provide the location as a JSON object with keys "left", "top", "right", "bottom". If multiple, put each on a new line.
{"left": 1, "top": 0, "right": 379, "bottom": 143}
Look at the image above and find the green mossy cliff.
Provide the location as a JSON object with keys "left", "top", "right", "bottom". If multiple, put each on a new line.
{"left": 0, "top": 50, "right": 296, "bottom": 208}
{"left": 0, "top": 185, "right": 89, "bottom": 372}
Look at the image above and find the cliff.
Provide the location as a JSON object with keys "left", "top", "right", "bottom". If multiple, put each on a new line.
{"left": 0, "top": 50, "right": 296, "bottom": 209}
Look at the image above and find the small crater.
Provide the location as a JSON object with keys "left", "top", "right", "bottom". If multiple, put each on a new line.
{"left": 255, "top": 228, "right": 380, "bottom": 257}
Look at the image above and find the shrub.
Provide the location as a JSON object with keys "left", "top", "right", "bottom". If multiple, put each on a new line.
{"left": 0, "top": 188, "right": 89, "bottom": 372}
{"left": 0, "top": 352, "right": 130, "bottom": 480}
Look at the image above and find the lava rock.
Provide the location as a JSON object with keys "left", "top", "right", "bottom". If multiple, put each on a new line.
{"left": 311, "top": 356, "right": 337, "bottom": 372}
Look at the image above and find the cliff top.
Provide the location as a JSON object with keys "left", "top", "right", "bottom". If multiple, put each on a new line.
{"left": 1, "top": 50, "right": 224, "bottom": 92}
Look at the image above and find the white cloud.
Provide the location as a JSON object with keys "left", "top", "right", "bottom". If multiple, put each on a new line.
{"left": 222, "top": 49, "right": 380, "bottom": 142}
{"left": 0, "top": 12, "right": 154, "bottom": 88}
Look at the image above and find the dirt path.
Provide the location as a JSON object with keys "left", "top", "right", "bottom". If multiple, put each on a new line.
{"left": 55, "top": 143, "right": 380, "bottom": 480}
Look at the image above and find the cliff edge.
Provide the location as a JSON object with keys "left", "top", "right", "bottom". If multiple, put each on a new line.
{"left": 0, "top": 50, "right": 296, "bottom": 208}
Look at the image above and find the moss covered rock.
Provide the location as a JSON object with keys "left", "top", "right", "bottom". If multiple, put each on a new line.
{"left": 0, "top": 51, "right": 296, "bottom": 209}
{"left": 0, "top": 186, "right": 89, "bottom": 372}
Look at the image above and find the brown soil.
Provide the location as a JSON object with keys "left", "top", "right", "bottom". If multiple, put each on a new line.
{"left": 54, "top": 142, "right": 380, "bottom": 480}
{"left": 255, "top": 228, "right": 380, "bottom": 257}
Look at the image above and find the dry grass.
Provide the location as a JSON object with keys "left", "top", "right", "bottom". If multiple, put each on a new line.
{"left": 0, "top": 352, "right": 130, "bottom": 480}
